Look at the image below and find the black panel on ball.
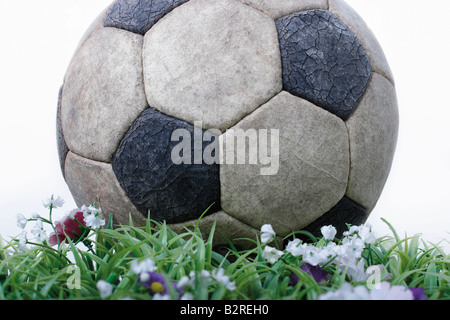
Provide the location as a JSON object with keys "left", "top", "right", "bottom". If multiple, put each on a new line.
{"left": 104, "top": 0, "right": 189, "bottom": 35}
{"left": 112, "top": 108, "right": 221, "bottom": 224}
{"left": 276, "top": 10, "right": 372, "bottom": 121}
{"left": 299, "top": 196, "right": 367, "bottom": 242}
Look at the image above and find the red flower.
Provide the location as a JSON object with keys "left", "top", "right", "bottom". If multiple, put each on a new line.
{"left": 48, "top": 210, "right": 87, "bottom": 246}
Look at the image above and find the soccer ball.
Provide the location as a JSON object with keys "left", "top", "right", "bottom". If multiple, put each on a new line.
{"left": 57, "top": 0, "right": 398, "bottom": 246}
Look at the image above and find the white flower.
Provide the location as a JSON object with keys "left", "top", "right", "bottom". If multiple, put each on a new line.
{"left": 343, "top": 225, "right": 360, "bottom": 237}
{"left": 330, "top": 241, "right": 348, "bottom": 257}
{"left": 358, "top": 224, "right": 377, "bottom": 245}
{"left": 338, "top": 256, "right": 368, "bottom": 283}
{"left": 18, "top": 232, "right": 27, "bottom": 252}
{"left": 198, "top": 270, "right": 212, "bottom": 279}
{"left": 302, "top": 245, "right": 331, "bottom": 266}
{"left": 262, "top": 246, "right": 284, "bottom": 264}
{"left": 131, "top": 258, "right": 157, "bottom": 275}
{"left": 225, "top": 281, "right": 237, "bottom": 291}
{"left": 212, "top": 268, "right": 236, "bottom": 291}
{"left": 286, "top": 239, "right": 308, "bottom": 257}
{"left": 260, "top": 224, "right": 276, "bottom": 244}
{"left": 97, "top": 280, "right": 114, "bottom": 299}
{"left": 43, "top": 196, "right": 65, "bottom": 209}
{"left": 343, "top": 224, "right": 376, "bottom": 245}
{"left": 81, "top": 205, "right": 105, "bottom": 229}
{"left": 80, "top": 205, "right": 88, "bottom": 214}
{"left": 139, "top": 272, "right": 150, "bottom": 283}
{"left": 341, "top": 236, "right": 365, "bottom": 259}
{"left": 16, "top": 214, "right": 28, "bottom": 229}
{"left": 320, "top": 225, "right": 337, "bottom": 241}
{"left": 84, "top": 214, "right": 106, "bottom": 229}
{"left": 30, "top": 220, "right": 47, "bottom": 242}
{"left": 31, "top": 213, "right": 41, "bottom": 219}
{"left": 89, "top": 205, "right": 101, "bottom": 214}
{"left": 81, "top": 205, "right": 102, "bottom": 216}
{"left": 177, "top": 276, "right": 190, "bottom": 288}
{"left": 188, "top": 270, "right": 212, "bottom": 286}
{"left": 286, "top": 239, "right": 336, "bottom": 266}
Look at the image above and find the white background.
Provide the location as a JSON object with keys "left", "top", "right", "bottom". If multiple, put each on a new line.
{"left": 0, "top": 0, "right": 449, "bottom": 252}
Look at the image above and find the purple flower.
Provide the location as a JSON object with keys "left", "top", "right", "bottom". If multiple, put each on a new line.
{"left": 289, "top": 272, "right": 300, "bottom": 286}
{"left": 138, "top": 272, "right": 185, "bottom": 298}
{"left": 409, "top": 287, "right": 427, "bottom": 300}
{"left": 139, "top": 272, "right": 169, "bottom": 296}
{"left": 289, "top": 263, "right": 330, "bottom": 285}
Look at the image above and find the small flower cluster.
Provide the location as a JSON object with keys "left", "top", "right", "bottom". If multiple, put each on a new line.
{"left": 261, "top": 224, "right": 377, "bottom": 280}
{"left": 259, "top": 223, "right": 427, "bottom": 300}
{"left": 286, "top": 224, "right": 378, "bottom": 282}
{"left": 96, "top": 258, "right": 237, "bottom": 300}
{"left": 177, "top": 268, "right": 237, "bottom": 293}
{"left": 15, "top": 196, "right": 105, "bottom": 250}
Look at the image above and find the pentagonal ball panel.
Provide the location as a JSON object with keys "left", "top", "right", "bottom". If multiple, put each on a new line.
{"left": 346, "top": 73, "right": 399, "bottom": 212}
{"left": 104, "top": 0, "right": 189, "bottom": 35}
{"left": 64, "top": 152, "right": 146, "bottom": 227}
{"left": 61, "top": 27, "right": 147, "bottom": 163}
{"left": 220, "top": 91, "right": 350, "bottom": 237}
{"left": 112, "top": 108, "right": 221, "bottom": 224}
{"left": 143, "top": 0, "right": 282, "bottom": 131}
{"left": 276, "top": 10, "right": 372, "bottom": 120}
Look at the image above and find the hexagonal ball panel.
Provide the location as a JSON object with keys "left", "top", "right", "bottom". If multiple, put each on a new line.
{"left": 220, "top": 91, "right": 350, "bottom": 237}
{"left": 112, "top": 108, "right": 221, "bottom": 224}
{"left": 61, "top": 27, "right": 147, "bottom": 163}
{"left": 276, "top": 10, "right": 372, "bottom": 120}
{"left": 104, "top": 0, "right": 189, "bottom": 35}
{"left": 346, "top": 73, "right": 399, "bottom": 212}
{"left": 143, "top": 0, "right": 282, "bottom": 131}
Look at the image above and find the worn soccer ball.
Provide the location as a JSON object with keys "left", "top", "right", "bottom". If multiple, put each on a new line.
{"left": 57, "top": 0, "right": 398, "bottom": 246}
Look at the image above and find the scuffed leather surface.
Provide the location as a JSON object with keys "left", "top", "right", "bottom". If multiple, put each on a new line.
{"left": 276, "top": 10, "right": 372, "bottom": 120}
{"left": 104, "top": 0, "right": 189, "bottom": 35}
{"left": 112, "top": 108, "right": 221, "bottom": 223}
